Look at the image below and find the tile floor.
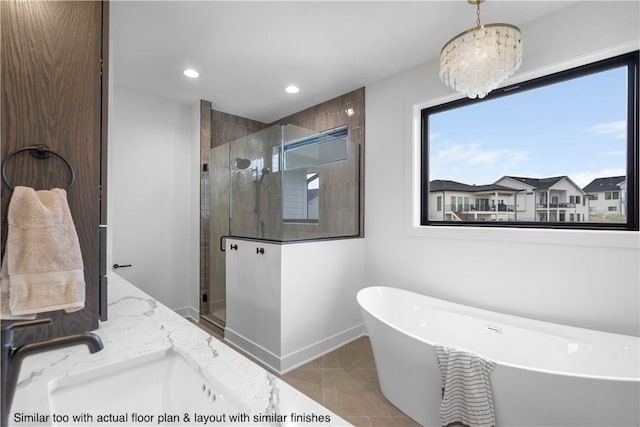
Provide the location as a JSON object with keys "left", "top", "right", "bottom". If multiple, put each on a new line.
{"left": 280, "top": 337, "right": 421, "bottom": 427}
{"left": 191, "top": 319, "right": 420, "bottom": 427}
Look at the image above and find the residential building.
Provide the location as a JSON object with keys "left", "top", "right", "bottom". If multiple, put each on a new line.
{"left": 428, "top": 180, "right": 521, "bottom": 222}
{"left": 429, "top": 176, "right": 590, "bottom": 223}
{"left": 495, "top": 176, "right": 589, "bottom": 223}
{"left": 583, "top": 176, "right": 627, "bottom": 222}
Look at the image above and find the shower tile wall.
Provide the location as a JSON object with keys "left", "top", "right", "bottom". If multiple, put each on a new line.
{"left": 277, "top": 87, "right": 365, "bottom": 237}
{"left": 211, "top": 110, "right": 268, "bottom": 149}
{"left": 229, "top": 125, "right": 284, "bottom": 240}
{"left": 228, "top": 126, "right": 360, "bottom": 241}
{"left": 281, "top": 144, "right": 359, "bottom": 240}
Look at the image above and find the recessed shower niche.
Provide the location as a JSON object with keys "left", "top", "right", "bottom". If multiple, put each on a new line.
{"left": 204, "top": 123, "right": 360, "bottom": 333}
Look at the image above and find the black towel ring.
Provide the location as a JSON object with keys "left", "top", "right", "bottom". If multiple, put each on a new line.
{"left": 1, "top": 145, "right": 75, "bottom": 191}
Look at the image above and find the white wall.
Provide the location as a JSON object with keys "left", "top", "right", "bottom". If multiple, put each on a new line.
{"left": 109, "top": 86, "right": 199, "bottom": 316}
{"left": 364, "top": 2, "right": 640, "bottom": 336}
{"left": 225, "top": 237, "right": 366, "bottom": 374}
{"left": 280, "top": 238, "right": 366, "bottom": 371}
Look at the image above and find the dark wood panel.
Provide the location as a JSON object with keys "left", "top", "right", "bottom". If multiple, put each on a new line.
{"left": 1, "top": 1, "right": 105, "bottom": 343}
{"left": 99, "top": 1, "right": 110, "bottom": 321}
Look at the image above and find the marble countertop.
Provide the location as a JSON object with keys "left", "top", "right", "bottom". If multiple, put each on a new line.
{"left": 9, "top": 274, "right": 349, "bottom": 426}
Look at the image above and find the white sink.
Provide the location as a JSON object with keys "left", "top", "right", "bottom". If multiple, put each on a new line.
{"left": 48, "top": 348, "right": 246, "bottom": 425}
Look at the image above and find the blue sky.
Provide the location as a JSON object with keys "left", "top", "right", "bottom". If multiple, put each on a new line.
{"left": 428, "top": 66, "right": 628, "bottom": 189}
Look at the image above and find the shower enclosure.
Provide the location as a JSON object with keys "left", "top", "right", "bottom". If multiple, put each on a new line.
{"left": 203, "top": 124, "right": 359, "bottom": 328}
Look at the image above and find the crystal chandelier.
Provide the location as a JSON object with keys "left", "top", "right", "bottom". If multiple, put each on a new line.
{"left": 439, "top": 0, "right": 523, "bottom": 99}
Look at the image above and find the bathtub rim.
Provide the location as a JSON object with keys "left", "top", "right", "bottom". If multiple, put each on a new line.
{"left": 357, "top": 285, "right": 640, "bottom": 383}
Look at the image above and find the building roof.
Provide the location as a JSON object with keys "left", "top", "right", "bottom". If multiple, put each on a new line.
{"left": 429, "top": 180, "right": 519, "bottom": 193}
{"left": 582, "top": 176, "right": 625, "bottom": 193}
{"left": 501, "top": 176, "right": 565, "bottom": 190}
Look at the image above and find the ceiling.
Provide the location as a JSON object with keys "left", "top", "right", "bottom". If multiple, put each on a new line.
{"left": 110, "top": 1, "right": 577, "bottom": 123}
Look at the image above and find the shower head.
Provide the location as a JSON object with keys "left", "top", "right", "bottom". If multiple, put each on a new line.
{"left": 234, "top": 158, "right": 251, "bottom": 170}
{"left": 259, "top": 168, "right": 270, "bottom": 183}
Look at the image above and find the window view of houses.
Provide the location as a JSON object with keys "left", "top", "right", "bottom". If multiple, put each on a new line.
{"left": 428, "top": 175, "right": 627, "bottom": 223}
{"left": 423, "top": 59, "right": 634, "bottom": 227}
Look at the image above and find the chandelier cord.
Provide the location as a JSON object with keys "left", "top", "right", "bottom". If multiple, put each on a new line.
{"left": 476, "top": 2, "right": 482, "bottom": 27}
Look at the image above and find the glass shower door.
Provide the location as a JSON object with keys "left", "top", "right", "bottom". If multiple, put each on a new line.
{"left": 205, "top": 143, "right": 230, "bottom": 327}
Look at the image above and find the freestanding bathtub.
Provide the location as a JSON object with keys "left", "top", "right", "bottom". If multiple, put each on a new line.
{"left": 357, "top": 286, "right": 639, "bottom": 427}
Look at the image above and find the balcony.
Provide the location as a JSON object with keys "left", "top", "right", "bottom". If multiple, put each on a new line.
{"left": 440, "top": 204, "right": 518, "bottom": 221}
{"left": 536, "top": 203, "right": 576, "bottom": 209}
{"left": 445, "top": 204, "right": 516, "bottom": 213}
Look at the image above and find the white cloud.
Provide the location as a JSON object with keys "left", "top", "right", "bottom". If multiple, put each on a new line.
{"left": 431, "top": 143, "right": 532, "bottom": 184}
{"left": 601, "top": 150, "right": 626, "bottom": 156}
{"left": 570, "top": 168, "right": 626, "bottom": 188}
{"left": 435, "top": 143, "right": 530, "bottom": 167}
{"left": 587, "top": 120, "right": 626, "bottom": 139}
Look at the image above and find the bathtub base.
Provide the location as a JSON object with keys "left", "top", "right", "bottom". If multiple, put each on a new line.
{"left": 365, "top": 311, "right": 441, "bottom": 426}
{"left": 492, "top": 366, "right": 640, "bottom": 427}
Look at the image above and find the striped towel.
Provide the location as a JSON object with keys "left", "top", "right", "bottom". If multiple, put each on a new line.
{"left": 435, "top": 345, "right": 496, "bottom": 427}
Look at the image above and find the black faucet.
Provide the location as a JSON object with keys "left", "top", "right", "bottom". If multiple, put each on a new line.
{"left": 1, "top": 319, "right": 104, "bottom": 427}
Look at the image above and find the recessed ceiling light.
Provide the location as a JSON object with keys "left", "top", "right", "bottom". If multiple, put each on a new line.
{"left": 285, "top": 85, "right": 300, "bottom": 94}
{"left": 183, "top": 69, "right": 200, "bottom": 78}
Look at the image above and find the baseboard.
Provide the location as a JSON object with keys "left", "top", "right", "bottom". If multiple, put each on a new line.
{"left": 224, "top": 323, "right": 367, "bottom": 375}
{"left": 279, "top": 323, "right": 366, "bottom": 374}
{"left": 175, "top": 305, "right": 199, "bottom": 320}
{"left": 224, "top": 328, "right": 282, "bottom": 373}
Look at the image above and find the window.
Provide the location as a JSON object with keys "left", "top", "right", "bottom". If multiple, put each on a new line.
{"left": 421, "top": 51, "right": 639, "bottom": 230}
{"left": 306, "top": 172, "right": 319, "bottom": 220}
{"left": 539, "top": 193, "right": 547, "bottom": 206}
{"left": 282, "top": 126, "right": 347, "bottom": 222}
{"left": 605, "top": 191, "right": 620, "bottom": 200}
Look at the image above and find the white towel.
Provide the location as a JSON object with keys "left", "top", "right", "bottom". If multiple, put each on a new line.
{"left": 435, "top": 345, "right": 496, "bottom": 427}
{"left": 0, "top": 186, "right": 85, "bottom": 319}
{"left": 0, "top": 256, "right": 35, "bottom": 319}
